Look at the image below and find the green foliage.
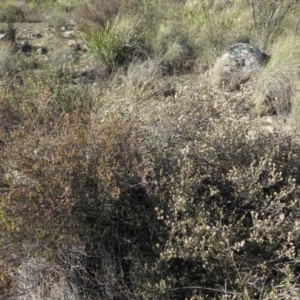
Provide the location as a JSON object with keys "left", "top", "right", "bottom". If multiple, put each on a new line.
{"left": 82, "top": 16, "right": 139, "bottom": 70}
{"left": 81, "top": 0, "right": 197, "bottom": 72}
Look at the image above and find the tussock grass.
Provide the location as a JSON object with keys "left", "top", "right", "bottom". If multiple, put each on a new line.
{"left": 82, "top": 15, "right": 141, "bottom": 70}
{"left": 154, "top": 21, "right": 194, "bottom": 72}
{"left": 120, "top": 58, "right": 162, "bottom": 97}
{"left": 254, "top": 36, "right": 300, "bottom": 116}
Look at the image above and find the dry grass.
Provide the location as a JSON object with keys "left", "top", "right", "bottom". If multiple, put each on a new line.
{"left": 120, "top": 58, "right": 163, "bottom": 97}
{"left": 77, "top": 0, "right": 119, "bottom": 27}
{"left": 291, "top": 86, "right": 300, "bottom": 129}
{"left": 15, "top": 257, "right": 78, "bottom": 300}
{"left": 184, "top": 0, "right": 251, "bottom": 70}
{"left": 254, "top": 36, "right": 300, "bottom": 116}
{"left": 0, "top": 41, "right": 15, "bottom": 79}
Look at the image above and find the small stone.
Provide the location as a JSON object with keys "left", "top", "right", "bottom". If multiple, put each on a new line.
{"left": 21, "top": 42, "right": 32, "bottom": 53}
{"left": 32, "top": 32, "right": 42, "bottom": 38}
{"left": 68, "top": 40, "right": 81, "bottom": 51}
{"left": 61, "top": 25, "right": 74, "bottom": 32}
{"left": 15, "top": 75, "right": 23, "bottom": 86}
{"left": 63, "top": 30, "right": 74, "bottom": 39}
{"left": 0, "top": 33, "right": 8, "bottom": 40}
{"left": 36, "top": 47, "right": 48, "bottom": 54}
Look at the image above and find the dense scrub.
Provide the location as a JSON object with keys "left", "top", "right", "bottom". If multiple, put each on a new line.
{"left": 2, "top": 0, "right": 300, "bottom": 299}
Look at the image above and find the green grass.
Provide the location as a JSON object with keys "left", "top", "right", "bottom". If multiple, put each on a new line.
{"left": 82, "top": 16, "right": 139, "bottom": 70}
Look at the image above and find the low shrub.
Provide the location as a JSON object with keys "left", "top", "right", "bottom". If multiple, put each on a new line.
{"left": 3, "top": 1, "right": 300, "bottom": 299}
{"left": 144, "top": 119, "right": 300, "bottom": 299}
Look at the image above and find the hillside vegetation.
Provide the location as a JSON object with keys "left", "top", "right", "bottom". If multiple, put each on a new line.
{"left": 2, "top": 0, "right": 300, "bottom": 299}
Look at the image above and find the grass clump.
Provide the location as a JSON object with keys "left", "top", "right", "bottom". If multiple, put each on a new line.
{"left": 154, "top": 21, "right": 194, "bottom": 72}
{"left": 254, "top": 36, "right": 300, "bottom": 116}
{"left": 80, "top": 0, "right": 197, "bottom": 73}
{"left": 82, "top": 16, "right": 141, "bottom": 70}
{"left": 291, "top": 90, "right": 300, "bottom": 130}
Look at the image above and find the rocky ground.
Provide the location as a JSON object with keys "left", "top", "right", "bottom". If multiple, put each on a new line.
{"left": 7, "top": 20, "right": 294, "bottom": 136}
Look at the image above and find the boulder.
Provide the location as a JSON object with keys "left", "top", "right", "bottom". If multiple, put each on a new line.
{"left": 224, "top": 43, "right": 269, "bottom": 70}
{"left": 209, "top": 43, "right": 269, "bottom": 90}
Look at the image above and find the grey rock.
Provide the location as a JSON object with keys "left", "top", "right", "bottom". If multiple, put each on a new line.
{"left": 0, "top": 33, "right": 8, "bottom": 40}
{"left": 68, "top": 40, "right": 81, "bottom": 51}
{"left": 36, "top": 47, "right": 48, "bottom": 54}
{"left": 215, "top": 43, "right": 269, "bottom": 74}
{"left": 63, "top": 30, "right": 74, "bottom": 39}
{"left": 65, "top": 52, "right": 79, "bottom": 62}
{"left": 210, "top": 43, "right": 269, "bottom": 89}
{"left": 60, "top": 25, "right": 74, "bottom": 32}
{"left": 32, "top": 32, "right": 42, "bottom": 38}
{"left": 227, "top": 43, "right": 269, "bottom": 69}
